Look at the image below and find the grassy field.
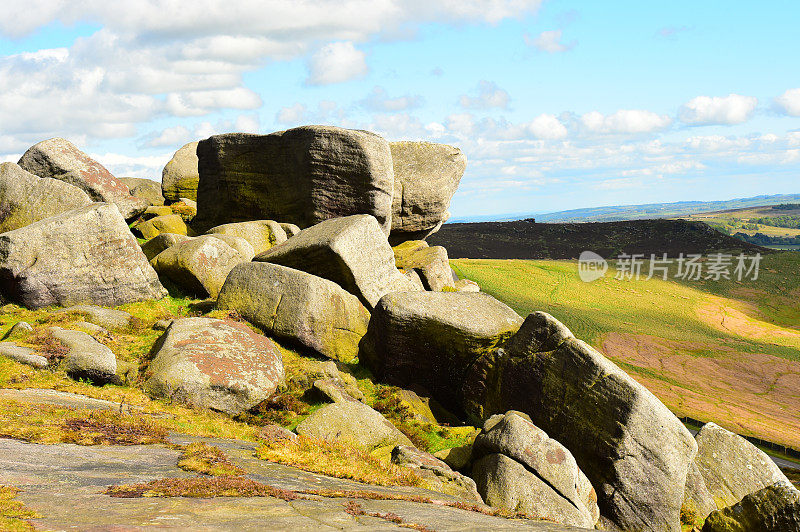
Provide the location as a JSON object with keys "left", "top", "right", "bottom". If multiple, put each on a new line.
{"left": 452, "top": 252, "right": 800, "bottom": 451}
{"left": 677, "top": 204, "right": 800, "bottom": 238}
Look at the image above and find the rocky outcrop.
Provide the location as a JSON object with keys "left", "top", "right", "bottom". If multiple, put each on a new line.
{"left": 0, "top": 203, "right": 166, "bottom": 309}
{"left": 144, "top": 317, "right": 284, "bottom": 415}
{"left": 18, "top": 138, "right": 146, "bottom": 219}
{"left": 193, "top": 126, "right": 394, "bottom": 234}
{"left": 162, "top": 142, "right": 199, "bottom": 202}
{"left": 391, "top": 445, "right": 483, "bottom": 503}
{"left": 476, "top": 311, "right": 697, "bottom": 532}
{"left": 141, "top": 233, "right": 191, "bottom": 261}
{"left": 255, "top": 215, "right": 417, "bottom": 308}
{"left": 359, "top": 291, "right": 523, "bottom": 414}
{"left": 151, "top": 235, "right": 251, "bottom": 298}
{"left": 206, "top": 220, "right": 288, "bottom": 255}
{"left": 51, "top": 327, "right": 117, "bottom": 384}
{"left": 393, "top": 240, "right": 454, "bottom": 291}
{"left": 471, "top": 411, "right": 599, "bottom": 528}
{"left": 217, "top": 262, "right": 370, "bottom": 362}
{"left": 0, "top": 162, "right": 92, "bottom": 233}
{"left": 702, "top": 482, "right": 800, "bottom": 532}
{"left": 119, "top": 177, "right": 165, "bottom": 207}
{"left": 693, "top": 422, "right": 792, "bottom": 511}
{"left": 389, "top": 141, "right": 465, "bottom": 242}
{"left": 133, "top": 214, "right": 190, "bottom": 240}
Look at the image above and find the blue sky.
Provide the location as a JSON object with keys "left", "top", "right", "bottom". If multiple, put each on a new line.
{"left": 1, "top": 1, "right": 798, "bottom": 218}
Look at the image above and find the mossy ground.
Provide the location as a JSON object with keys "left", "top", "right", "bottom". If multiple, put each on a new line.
{"left": 177, "top": 442, "right": 245, "bottom": 477}
{"left": 0, "top": 486, "right": 40, "bottom": 532}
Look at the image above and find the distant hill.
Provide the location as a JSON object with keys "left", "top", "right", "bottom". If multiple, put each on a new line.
{"left": 428, "top": 218, "right": 767, "bottom": 260}
{"left": 448, "top": 193, "right": 800, "bottom": 224}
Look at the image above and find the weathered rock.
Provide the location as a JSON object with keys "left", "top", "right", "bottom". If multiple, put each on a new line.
{"left": 391, "top": 445, "right": 483, "bottom": 503}
{"left": 280, "top": 222, "right": 301, "bottom": 238}
{"left": 0, "top": 203, "right": 166, "bottom": 309}
{"left": 480, "top": 311, "right": 697, "bottom": 532}
{"left": 295, "top": 400, "right": 411, "bottom": 453}
{"left": 434, "top": 444, "right": 473, "bottom": 471}
{"left": 0, "top": 162, "right": 92, "bottom": 233}
{"left": 694, "top": 422, "right": 791, "bottom": 510}
{"left": 51, "top": 327, "right": 117, "bottom": 384}
{"left": 143, "top": 205, "right": 173, "bottom": 219}
{"left": 133, "top": 214, "right": 189, "bottom": 240}
{"left": 395, "top": 389, "right": 439, "bottom": 425}
{"left": 162, "top": 142, "right": 199, "bottom": 202}
{"left": 73, "top": 321, "right": 107, "bottom": 336}
{"left": 258, "top": 423, "right": 298, "bottom": 444}
{"left": 119, "top": 177, "right": 165, "bottom": 207}
{"left": 193, "top": 126, "right": 395, "bottom": 234}
{"left": 218, "top": 262, "right": 370, "bottom": 362}
{"left": 153, "top": 319, "right": 173, "bottom": 331}
{"left": 393, "top": 241, "right": 454, "bottom": 291}
{"left": 311, "top": 378, "right": 360, "bottom": 404}
{"left": 702, "top": 481, "right": 800, "bottom": 532}
{"left": 61, "top": 305, "right": 133, "bottom": 330}
{"left": 472, "top": 411, "right": 599, "bottom": 526}
{"left": 203, "top": 234, "right": 255, "bottom": 261}
{"left": 256, "top": 215, "right": 417, "bottom": 308}
{"left": 151, "top": 235, "right": 250, "bottom": 298}
{"left": 454, "top": 279, "right": 480, "bottom": 292}
{"left": 389, "top": 141, "right": 465, "bottom": 242}
{"left": 18, "top": 138, "right": 146, "bottom": 219}
{"left": 683, "top": 460, "right": 717, "bottom": 521}
{"left": 144, "top": 317, "right": 284, "bottom": 415}
{"left": 0, "top": 342, "right": 47, "bottom": 368}
{"left": 1, "top": 321, "right": 33, "bottom": 341}
{"left": 401, "top": 269, "right": 426, "bottom": 291}
{"left": 472, "top": 453, "right": 593, "bottom": 527}
{"left": 141, "top": 233, "right": 191, "bottom": 261}
{"left": 359, "top": 291, "right": 523, "bottom": 415}
{"left": 206, "top": 220, "right": 288, "bottom": 255}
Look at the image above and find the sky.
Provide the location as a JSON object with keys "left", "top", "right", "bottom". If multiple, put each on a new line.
{"left": 0, "top": 1, "right": 798, "bottom": 219}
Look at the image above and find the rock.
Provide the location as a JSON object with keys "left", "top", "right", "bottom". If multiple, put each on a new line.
{"left": 702, "top": 481, "right": 800, "bottom": 532}
{"left": 389, "top": 141, "right": 465, "bottom": 242}
{"left": 1, "top": 321, "right": 33, "bottom": 341}
{"left": 141, "top": 233, "right": 191, "bottom": 261}
{"left": 133, "top": 214, "right": 189, "bottom": 240}
{"left": 434, "top": 444, "right": 473, "bottom": 471}
{"left": 218, "top": 262, "right": 370, "bottom": 362}
{"left": 153, "top": 319, "right": 173, "bottom": 331}
{"left": 311, "top": 378, "right": 361, "bottom": 403}
{"left": 393, "top": 241, "right": 454, "bottom": 291}
{"left": 206, "top": 220, "right": 288, "bottom": 255}
{"left": 143, "top": 317, "right": 284, "bottom": 415}
{"left": 143, "top": 205, "right": 173, "bottom": 219}
{"left": 18, "top": 138, "right": 146, "bottom": 219}
{"left": 472, "top": 411, "right": 599, "bottom": 527}
{"left": 0, "top": 203, "right": 166, "bottom": 309}
{"left": 162, "top": 142, "right": 199, "bottom": 202}
{"left": 395, "top": 388, "right": 439, "bottom": 425}
{"left": 401, "top": 269, "right": 426, "bottom": 291}
{"left": 258, "top": 424, "right": 298, "bottom": 444}
{"left": 472, "top": 453, "right": 593, "bottom": 527}
{"left": 683, "top": 460, "right": 717, "bottom": 521}
{"left": 454, "top": 279, "right": 480, "bottom": 292}
{"left": 359, "top": 291, "right": 523, "bottom": 415}
{"left": 0, "top": 162, "right": 92, "bottom": 233}
{"left": 280, "top": 222, "right": 301, "bottom": 238}
{"left": 295, "top": 400, "right": 412, "bottom": 454}
{"left": 694, "top": 422, "right": 791, "bottom": 510}
{"left": 480, "top": 311, "right": 697, "bottom": 532}
{"left": 119, "top": 177, "right": 165, "bottom": 207}
{"left": 50, "top": 327, "right": 117, "bottom": 384}
{"left": 61, "top": 305, "right": 133, "bottom": 330}
{"left": 256, "top": 215, "right": 418, "bottom": 308}
{"left": 0, "top": 342, "right": 48, "bottom": 368}
{"left": 193, "top": 126, "right": 394, "bottom": 234}
{"left": 73, "top": 321, "right": 107, "bottom": 336}
{"left": 391, "top": 445, "right": 483, "bottom": 503}
{"left": 171, "top": 198, "right": 197, "bottom": 222}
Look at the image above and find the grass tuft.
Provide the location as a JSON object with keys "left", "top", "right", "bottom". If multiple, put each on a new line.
{"left": 177, "top": 442, "right": 245, "bottom": 477}
{"left": 0, "top": 486, "right": 40, "bottom": 532}
{"left": 106, "top": 476, "right": 299, "bottom": 500}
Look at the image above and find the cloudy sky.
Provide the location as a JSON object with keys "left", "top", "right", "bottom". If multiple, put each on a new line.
{"left": 1, "top": 1, "right": 798, "bottom": 218}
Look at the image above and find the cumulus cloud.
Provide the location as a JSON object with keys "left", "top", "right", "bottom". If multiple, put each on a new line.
{"left": 525, "top": 29, "right": 576, "bottom": 53}
{"left": 581, "top": 109, "right": 672, "bottom": 134}
{"left": 306, "top": 41, "right": 367, "bottom": 85}
{"left": 144, "top": 125, "right": 192, "bottom": 148}
{"left": 359, "top": 86, "right": 423, "bottom": 112}
{"left": 459, "top": 81, "right": 510, "bottom": 109}
{"left": 527, "top": 114, "right": 568, "bottom": 139}
{"left": 774, "top": 88, "right": 800, "bottom": 116}
{"left": 678, "top": 94, "right": 758, "bottom": 125}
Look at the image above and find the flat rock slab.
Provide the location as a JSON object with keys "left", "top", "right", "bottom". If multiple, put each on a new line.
{"left": 0, "top": 388, "right": 130, "bottom": 411}
{"left": 0, "top": 434, "right": 582, "bottom": 531}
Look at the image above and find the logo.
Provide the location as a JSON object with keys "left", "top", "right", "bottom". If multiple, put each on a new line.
{"left": 578, "top": 251, "right": 608, "bottom": 283}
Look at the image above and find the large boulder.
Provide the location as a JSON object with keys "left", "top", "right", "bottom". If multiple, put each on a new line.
{"left": 479, "top": 311, "right": 697, "bottom": 532}
{"left": 162, "top": 142, "right": 199, "bottom": 202}
{"left": 60, "top": 305, "right": 133, "bottom": 331}
{"left": 50, "top": 327, "right": 117, "bottom": 385}
{"left": 133, "top": 214, "right": 189, "bottom": 240}
{"left": 141, "top": 233, "right": 191, "bottom": 261}
{"left": 0, "top": 342, "right": 47, "bottom": 368}
{"left": 683, "top": 460, "right": 717, "bottom": 521}
{"left": 0, "top": 203, "right": 166, "bottom": 309}
{"left": 472, "top": 411, "right": 599, "bottom": 527}
{"left": 393, "top": 240, "right": 454, "bottom": 292}
{"left": 359, "top": 291, "right": 523, "bottom": 415}
{"left": 255, "top": 215, "right": 417, "bottom": 308}
{"left": 389, "top": 141, "right": 465, "bottom": 243}
{"left": 0, "top": 162, "right": 92, "bottom": 233}
{"left": 694, "top": 422, "right": 791, "bottom": 511}
{"left": 206, "top": 220, "right": 288, "bottom": 255}
{"left": 119, "top": 177, "right": 165, "bottom": 207}
{"left": 193, "top": 126, "right": 394, "bottom": 234}
{"left": 217, "top": 262, "right": 370, "bottom": 363}
{"left": 151, "top": 235, "right": 251, "bottom": 298}
{"left": 144, "top": 317, "right": 284, "bottom": 415}
{"left": 18, "top": 138, "right": 146, "bottom": 219}
{"left": 702, "top": 482, "right": 800, "bottom": 532}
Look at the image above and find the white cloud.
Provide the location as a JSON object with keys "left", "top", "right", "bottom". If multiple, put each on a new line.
{"left": 306, "top": 41, "right": 367, "bottom": 85}
{"left": 620, "top": 160, "right": 706, "bottom": 177}
{"left": 360, "top": 86, "right": 422, "bottom": 112}
{"left": 144, "top": 125, "right": 192, "bottom": 148}
{"left": 774, "top": 88, "right": 800, "bottom": 117}
{"left": 581, "top": 109, "right": 672, "bottom": 134}
{"left": 525, "top": 29, "right": 576, "bottom": 53}
{"left": 678, "top": 94, "right": 758, "bottom": 125}
{"left": 276, "top": 103, "right": 307, "bottom": 125}
{"left": 459, "top": 81, "right": 510, "bottom": 109}
{"left": 526, "top": 114, "right": 568, "bottom": 139}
